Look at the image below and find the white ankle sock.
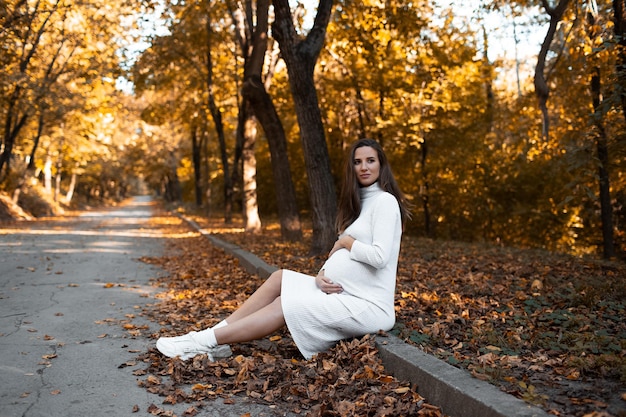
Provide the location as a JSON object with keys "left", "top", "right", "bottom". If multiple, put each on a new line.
{"left": 212, "top": 319, "right": 228, "bottom": 329}
{"left": 193, "top": 328, "right": 217, "bottom": 348}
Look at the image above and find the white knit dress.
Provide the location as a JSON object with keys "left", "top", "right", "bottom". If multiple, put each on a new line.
{"left": 280, "top": 182, "right": 402, "bottom": 359}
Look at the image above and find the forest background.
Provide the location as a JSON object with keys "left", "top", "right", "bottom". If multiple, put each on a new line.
{"left": 1, "top": 0, "right": 625, "bottom": 259}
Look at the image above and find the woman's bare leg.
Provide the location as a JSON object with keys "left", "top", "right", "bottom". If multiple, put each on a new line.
{"left": 214, "top": 297, "right": 285, "bottom": 344}
{"left": 156, "top": 270, "right": 285, "bottom": 359}
{"left": 222, "top": 269, "right": 283, "bottom": 324}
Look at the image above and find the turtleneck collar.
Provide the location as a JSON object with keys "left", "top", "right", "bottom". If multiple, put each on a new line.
{"left": 360, "top": 181, "right": 383, "bottom": 200}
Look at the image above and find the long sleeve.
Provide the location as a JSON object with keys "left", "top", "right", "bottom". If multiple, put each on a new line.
{"left": 348, "top": 193, "right": 401, "bottom": 269}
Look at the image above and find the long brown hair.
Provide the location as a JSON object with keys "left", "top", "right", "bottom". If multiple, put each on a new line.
{"left": 335, "top": 138, "right": 412, "bottom": 233}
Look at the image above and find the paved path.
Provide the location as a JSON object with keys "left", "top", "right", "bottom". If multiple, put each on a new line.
{"left": 0, "top": 196, "right": 287, "bottom": 417}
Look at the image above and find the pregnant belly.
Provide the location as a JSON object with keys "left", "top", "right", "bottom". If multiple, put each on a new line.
{"left": 322, "top": 249, "right": 373, "bottom": 285}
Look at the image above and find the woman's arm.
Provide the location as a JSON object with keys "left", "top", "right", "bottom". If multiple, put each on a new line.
{"left": 349, "top": 194, "right": 401, "bottom": 269}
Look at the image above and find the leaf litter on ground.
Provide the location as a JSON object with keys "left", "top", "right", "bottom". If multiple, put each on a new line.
{"left": 135, "top": 212, "right": 441, "bottom": 416}
{"left": 133, "top": 210, "right": 625, "bottom": 417}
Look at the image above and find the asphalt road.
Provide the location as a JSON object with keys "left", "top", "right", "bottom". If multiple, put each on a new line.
{"left": 0, "top": 196, "right": 289, "bottom": 417}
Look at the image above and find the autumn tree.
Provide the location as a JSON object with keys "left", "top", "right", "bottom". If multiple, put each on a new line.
{"left": 228, "top": 0, "right": 303, "bottom": 239}
{"left": 1, "top": 0, "right": 140, "bottom": 206}
{"left": 273, "top": 0, "right": 337, "bottom": 255}
{"left": 132, "top": 0, "right": 239, "bottom": 208}
{"left": 0, "top": 0, "right": 67, "bottom": 180}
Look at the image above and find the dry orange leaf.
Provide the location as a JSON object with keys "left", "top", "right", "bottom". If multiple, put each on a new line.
{"left": 191, "top": 383, "right": 212, "bottom": 391}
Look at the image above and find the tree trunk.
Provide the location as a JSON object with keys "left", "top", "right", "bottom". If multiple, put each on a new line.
{"left": 587, "top": 2, "right": 616, "bottom": 259}
{"left": 243, "top": 79, "right": 303, "bottom": 240}
{"left": 65, "top": 171, "right": 77, "bottom": 204}
{"left": 191, "top": 126, "right": 203, "bottom": 207}
{"left": 12, "top": 110, "right": 46, "bottom": 203}
{"left": 43, "top": 155, "right": 53, "bottom": 194}
{"left": 613, "top": 0, "right": 626, "bottom": 123}
{"left": 273, "top": 0, "right": 337, "bottom": 255}
{"left": 0, "top": 87, "right": 29, "bottom": 181}
{"left": 420, "top": 139, "right": 431, "bottom": 238}
{"left": 534, "top": 0, "right": 570, "bottom": 142}
{"left": 591, "top": 69, "right": 615, "bottom": 259}
{"left": 205, "top": 14, "right": 232, "bottom": 223}
{"left": 230, "top": 0, "right": 302, "bottom": 241}
{"left": 250, "top": 1, "right": 302, "bottom": 241}
{"left": 54, "top": 167, "right": 61, "bottom": 202}
{"left": 242, "top": 102, "right": 261, "bottom": 233}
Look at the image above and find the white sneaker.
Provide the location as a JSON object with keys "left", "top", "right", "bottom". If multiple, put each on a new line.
{"left": 156, "top": 331, "right": 232, "bottom": 361}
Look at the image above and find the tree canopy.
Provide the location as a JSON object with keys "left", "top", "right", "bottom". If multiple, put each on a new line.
{"left": 1, "top": 0, "right": 624, "bottom": 260}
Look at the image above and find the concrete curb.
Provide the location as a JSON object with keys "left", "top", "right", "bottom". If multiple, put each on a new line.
{"left": 179, "top": 214, "right": 550, "bottom": 417}
{"left": 377, "top": 336, "right": 550, "bottom": 417}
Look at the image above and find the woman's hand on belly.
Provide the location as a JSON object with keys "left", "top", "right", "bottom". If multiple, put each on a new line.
{"left": 328, "top": 235, "right": 355, "bottom": 257}
{"left": 315, "top": 269, "right": 344, "bottom": 294}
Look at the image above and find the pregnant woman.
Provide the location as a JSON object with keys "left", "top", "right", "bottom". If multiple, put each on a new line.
{"left": 156, "top": 138, "right": 412, "bottom": 361}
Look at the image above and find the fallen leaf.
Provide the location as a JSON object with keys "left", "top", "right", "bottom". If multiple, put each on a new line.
{"left": 191, "top": 383, "right": 212, "bottom": 391}
{"left": 118, "top": 361, "right": 136, "bottom": 368}
{"left": 146, "top": 404, "right": 161, "bottom": 415}
{"left": 183, "top": 406, "right": 198, "bottom": 416}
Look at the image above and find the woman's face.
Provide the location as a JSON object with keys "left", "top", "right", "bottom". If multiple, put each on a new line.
{"left": 353, "top": 146, "right": 380, "bottom": 187}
